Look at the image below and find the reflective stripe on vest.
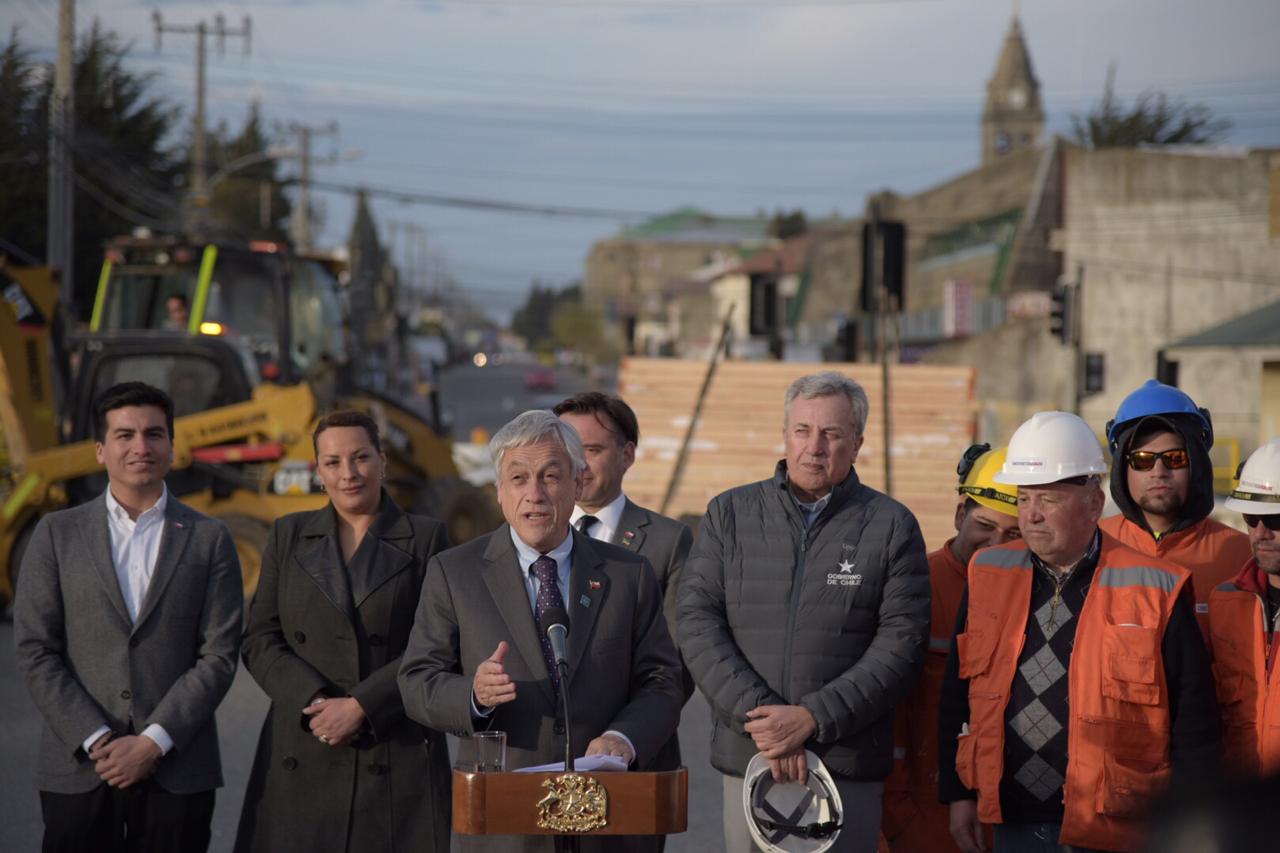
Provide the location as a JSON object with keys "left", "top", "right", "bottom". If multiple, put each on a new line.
{"left": 973, "top": 547, "right": 1030, "bottom": 569}
{"left": 1096, "top": 564, "right": 1182, "bottom": 593}
{"left": 960, "top": 537, "right": 1187, "bottom": 852}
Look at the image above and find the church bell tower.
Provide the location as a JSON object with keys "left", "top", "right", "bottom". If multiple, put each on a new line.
{"left": 982, "top": 13, "right": 1045, "bottom": 165}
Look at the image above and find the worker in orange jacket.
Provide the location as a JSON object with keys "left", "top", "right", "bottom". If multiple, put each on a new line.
{"left": 1207, "top": 438, "right": 1280, "bottom": 777}
{"left": 1101, "top": 380, "right": 1251, "bottom": 634}
{"left": 938, "top": 412, "right": 1220, "bottom": 853}
{"left": 881, "top": 445, "right": 1019, "bottom": 852}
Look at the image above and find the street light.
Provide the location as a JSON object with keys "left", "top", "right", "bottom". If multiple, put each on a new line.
{"left": 207, "top": 146, "right": 363, "bottom": 194}
{"left": 206, "top": 145, "right": 297, "bottom": 194}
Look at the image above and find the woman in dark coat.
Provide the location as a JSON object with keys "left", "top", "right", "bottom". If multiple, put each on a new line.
{"left": 235, "top": 410, "right": 451, "bottom": 853}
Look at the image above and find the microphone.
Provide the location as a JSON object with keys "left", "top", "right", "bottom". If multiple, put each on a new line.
{"left": 541, "top": 605, "right": 574, "bottom": 776}
{"left": 543, "top": 606, "right": 570, "bottom": 671}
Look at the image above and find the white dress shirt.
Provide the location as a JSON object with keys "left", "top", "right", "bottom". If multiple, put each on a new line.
{"left": 83, "top": 486, "right": 174, "bottom": 756}
{"left": 570, "top": 491, "right": 627, "bottom": 544}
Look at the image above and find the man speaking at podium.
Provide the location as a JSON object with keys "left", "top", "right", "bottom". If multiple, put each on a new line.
{"left": 399, "top": 410, "right": 685, "bottom": 852}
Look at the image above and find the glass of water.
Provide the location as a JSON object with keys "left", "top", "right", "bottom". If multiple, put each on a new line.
{"left": 473, "top": 730, "right": 507, "bottom": 772}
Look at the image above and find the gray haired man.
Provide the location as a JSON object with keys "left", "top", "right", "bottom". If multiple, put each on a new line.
{"left": 678, "top": 371, "right": 930, "bottom": 851}
{"left": 398, "top": 410, "right": 684, "bottom": 852}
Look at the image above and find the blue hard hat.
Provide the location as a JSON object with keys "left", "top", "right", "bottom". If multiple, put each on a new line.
{"left": 1105, "top": 379, "right": 1213, "bottom": 453}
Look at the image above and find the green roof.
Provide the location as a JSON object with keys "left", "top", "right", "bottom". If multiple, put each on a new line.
{"left": 619, "top": 207, "right": 771, "bottom": 243}
{"left": 1170, "top": 299, "right": 1280, "bottom": 348}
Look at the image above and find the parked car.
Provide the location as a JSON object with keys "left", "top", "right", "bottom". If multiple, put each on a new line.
{"left": 523, "top": 365, "right": 557, "bottom": 391}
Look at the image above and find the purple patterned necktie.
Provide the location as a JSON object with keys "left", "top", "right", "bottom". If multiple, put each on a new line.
{"left": 531, "top": 554, "right": 566, "bottom": 688}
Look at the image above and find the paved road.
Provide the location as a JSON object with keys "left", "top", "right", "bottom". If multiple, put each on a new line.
{"left": 437, "top": 362, "right": 588, "bottom": 442}
{"left": 0, "top": 621, "right": 724, "bottom": 852}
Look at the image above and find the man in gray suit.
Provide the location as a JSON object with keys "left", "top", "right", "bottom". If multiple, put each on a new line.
{"left": 14, "top": 382, "right": 243, "bottom": 853}
{"left": 398, "top": 409, "right": 684, "bottom": 852}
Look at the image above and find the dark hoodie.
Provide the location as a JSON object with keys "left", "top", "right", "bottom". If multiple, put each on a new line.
{"left": 1109, "top": 413, "right": 1216, "bottom": 538}
{"left": 1102, "top": 414, "right": 1253, "bottom": 635}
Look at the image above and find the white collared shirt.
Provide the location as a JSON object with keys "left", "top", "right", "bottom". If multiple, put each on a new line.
{"left": 83, "top": 486, "right": 174, "bottom": 756}
{"left": 570, "top": 491, "right": 627, "bottom": 544}
{"left": 104, "top": 484, "right": 169, "bottom": 623}
{"left": 509, "top": 526, "right": 573, "bottom": 611}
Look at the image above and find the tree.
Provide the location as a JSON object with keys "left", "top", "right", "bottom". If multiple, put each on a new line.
{"left": 511, "top": 281, "right": 579, "bottom": 349}
{"left": 769, "top": 209, "right": 807, "bottom": 239}
{"left": 1071, "top": 65, "right": 1231, "bottom": 149}
{"left": 0, "top": 31, "right": 47, "bottom": 261}
{"left": 0, "top": 23, "right": 183, "bottom": 317}
{"left": 205, "top": 101, "right": 292, "bottom": 240}
{"left": 550, "top": 296, "right": 619, "bottom": 365}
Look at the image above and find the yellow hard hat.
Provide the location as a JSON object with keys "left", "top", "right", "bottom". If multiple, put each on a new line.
{"left": 957, "top": 444, "right": 1019, "bottom": 518}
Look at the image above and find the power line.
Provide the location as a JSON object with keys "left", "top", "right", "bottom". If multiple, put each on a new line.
{"left": 72, "top": 170, "right": 171, "bottom": 229}
{"left": 124, "top": 47, "right": 1280, "bottom": 113}
{"left": 342, "top": 157, "right": 862, "bottom": 199}
{"left": 13, "top": 0, "right": 58, "bottom": 33}
{"left": 304, "top": 177, "right": 660, "bottom": 221}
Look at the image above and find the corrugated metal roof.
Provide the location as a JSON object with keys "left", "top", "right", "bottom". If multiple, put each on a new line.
{"left": 1170, "top": 299, "right": 1280, "bottom": 348}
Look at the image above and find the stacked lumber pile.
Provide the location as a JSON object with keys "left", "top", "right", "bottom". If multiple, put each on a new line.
{"left": 618, "top": 359, "right": 977, "bottom": 550}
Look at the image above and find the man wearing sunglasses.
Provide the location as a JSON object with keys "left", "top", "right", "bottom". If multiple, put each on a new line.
{"left": 1101, "top": 380, "right": 1251, "bottom": 635}
{"left": 1207, "top": 438, "right": 1280, "bottom": 777}
{"left": 882, "top": 445, "right": 1019, "bottom": 853}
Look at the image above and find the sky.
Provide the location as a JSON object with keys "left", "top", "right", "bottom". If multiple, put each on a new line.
{"left": 7, "top": 0, "right": 1280, "bottom": 322}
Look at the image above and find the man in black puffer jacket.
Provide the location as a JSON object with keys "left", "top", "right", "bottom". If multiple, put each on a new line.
{"left": 678, "top": 371, "right": 930, "bottom": 852}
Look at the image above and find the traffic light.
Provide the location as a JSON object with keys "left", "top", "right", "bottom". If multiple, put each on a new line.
{"left": 748, "top": 276, "right": 778, "bottom": 336}
{"left": 1049, "top": 281, "right": 1074, "bottom": 345}
{"left": 860, "top": 221, "right": 906, "bottom": 312}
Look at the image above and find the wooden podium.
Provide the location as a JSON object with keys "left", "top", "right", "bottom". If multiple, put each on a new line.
{"left": 453, "top": 768, "right": 688, "bottom": 837}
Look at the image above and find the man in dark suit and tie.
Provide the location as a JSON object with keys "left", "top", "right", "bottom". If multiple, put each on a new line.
{"left": 398, "top": 409, "right": 685, "bottom": 852}
{"left": 14, "top": 382, "right": 243, "bottom": 853}
{"left": 554, "top": 392, "right": 694, "bottom": 792}
{"left": 552, "top": 392, "right": 693, "bottom": 629}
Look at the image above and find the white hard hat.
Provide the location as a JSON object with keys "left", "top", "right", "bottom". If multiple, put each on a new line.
{"left": 994, "top": 411, "right": 1108, "bottom": 486}
{"left": 1225, "top": 438, "right": 1280, "bottom": 515}
{"left": 742, "top": 750, "right": 843, "bottom": 853}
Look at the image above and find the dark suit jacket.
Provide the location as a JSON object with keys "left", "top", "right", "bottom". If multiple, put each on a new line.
{"left": 398, "top": 524, "right": 684, "bottom": 852}
{"left": 13, "top": 492, "right": 243, "bottom": 795}
{"left": 235, "top": 496, "right": 451, "bottom": 853}
{"left": 612, "top": 498, "right": 695, "bottom": 773}
{"left": 613, "top": 497, "right": 694, "bottom": 635}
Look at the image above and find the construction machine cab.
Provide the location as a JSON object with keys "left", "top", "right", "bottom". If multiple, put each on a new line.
{"left": 93, "top": 235, "right": 349, "bottom": 395}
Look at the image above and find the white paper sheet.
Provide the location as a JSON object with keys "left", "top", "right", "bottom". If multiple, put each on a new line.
{"left": 514, "top": 755, "right": 629, "bottom": 773}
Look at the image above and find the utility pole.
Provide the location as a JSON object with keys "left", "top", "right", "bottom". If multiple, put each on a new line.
{"left": 1071, "top": 264, "right": 1086, "bottom": 416}
{"left": 47, "top": 0, "right": 75, "bottom": 320}
{"left": 868, "top": 200, "right": 894, "bottom": 497}
{"left": 153, "top": 12, "right": 251, "bottom": 218}
{"left": 288, "top": 121, "right": 338, "bottom": 252}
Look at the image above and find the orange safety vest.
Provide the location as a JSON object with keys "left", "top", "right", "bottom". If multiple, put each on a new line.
{"left": 1207, "top": 559, "right": 1280, "bottom": 777}
{"left": 1100, "top": 515, "right": 1251, "bottom": 637}
{"left": 882, "top": 540, "right": 967, "bottom": 852}
{"left": 953, "top": 534, "right": 1190, "bottom": 853}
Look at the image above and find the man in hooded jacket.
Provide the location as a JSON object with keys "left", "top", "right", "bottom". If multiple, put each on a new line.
{"left": 1100, "top": 380, "right": 1251, "bottom": 634}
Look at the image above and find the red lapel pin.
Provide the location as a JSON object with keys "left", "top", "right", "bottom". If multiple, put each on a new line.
{"left": 589, "top": 580, "right": 602, "bottom": 590}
